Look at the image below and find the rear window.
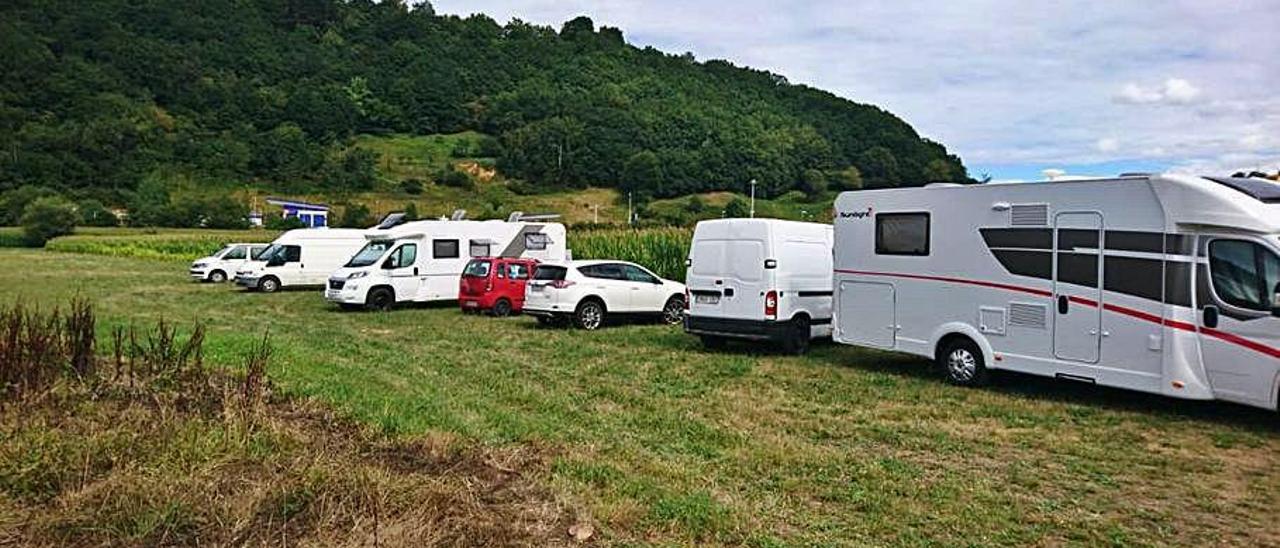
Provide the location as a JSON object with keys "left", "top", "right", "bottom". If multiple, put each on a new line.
{"left": 533, "top": 266, "right": 567, "bottom": 281}
{"left": 463, "top": 259, "right": 491, "bottom": 278}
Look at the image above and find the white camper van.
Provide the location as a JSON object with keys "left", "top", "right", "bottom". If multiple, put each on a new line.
{"left": 325, "top": 214, "right": 567, "bottom": 310}
{"left": 234, "top": 228, "right": 368, "bottom": 293}
{"left": 190, "top": 243, "right": 268, "bottom": 282}
{"left": 833, "top": 174, "right": 1280, "bottom": 411}
{"left": 684, "top": 218, "right": 834, "bottom": 354}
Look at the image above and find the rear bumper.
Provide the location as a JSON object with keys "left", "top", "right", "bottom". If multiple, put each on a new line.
{"left": 684, "top": 315, "right": 790, "bottom": 341}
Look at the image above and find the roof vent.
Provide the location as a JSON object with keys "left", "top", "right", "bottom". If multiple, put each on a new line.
{"left": 1010, "top": 204, "right": 1049, "bottom": 226}
{"left": 375, "top": 212, "right": 406, "bottom": 229}
{"left": 507, "top": 211, "right": 562, "bottom": 222}
{"left": 450, "top": 209, "right": 467, "bottom": 221}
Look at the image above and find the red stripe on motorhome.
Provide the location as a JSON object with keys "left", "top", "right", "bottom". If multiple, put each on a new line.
{"left": 834, "top": 268, "right": 1280, "bottom": 360}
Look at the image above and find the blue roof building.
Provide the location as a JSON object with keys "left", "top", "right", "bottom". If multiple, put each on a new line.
{"left": 266, "top": 198, "right": 329, "bottom": 227}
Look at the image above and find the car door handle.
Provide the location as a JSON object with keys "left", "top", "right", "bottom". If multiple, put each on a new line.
{"left": 413, "top": 267, "right": 419, "bottom": 276}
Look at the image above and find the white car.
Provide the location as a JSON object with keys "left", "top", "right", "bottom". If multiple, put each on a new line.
{"left": 189, "top": 243, "right": 268, "bottom": 283}
{"left": 524, "top": 260, "right": 686, "bottom": 330}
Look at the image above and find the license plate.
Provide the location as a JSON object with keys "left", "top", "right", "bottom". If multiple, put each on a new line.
{"left": 696, "top": 294, "right": 720, "bottom": 305}
{"left": 531, "top": 284, "right": 544, "bottom": 292}
{"left": 464, "top": 301, "right": 478, "bottom": 307}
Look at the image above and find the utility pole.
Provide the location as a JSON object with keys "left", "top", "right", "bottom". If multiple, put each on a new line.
{"left": 627, "top": 192, "right": 633, "bottom": 226}
{"left": 749, "top": 179, "right": 757, "bottom": 218}
{"left": 592, "top": 204, "right": 599, "bottom": 224}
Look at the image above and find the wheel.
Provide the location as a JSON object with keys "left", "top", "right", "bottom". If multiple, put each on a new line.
{"left": 366, "top": 287, "right": 394, "bottom": 311}
{"left": 258, "top": 276, "right": 281, "bottom": 293}
{"left": 700, "top": 335, "right": 727, "bottom": 350}
{"left": 208, "top": 270, "right": 227, "bottom": 283}
{"left": 940, "top": 337, "right": 990, "bottom": 386}
{"left": 574, "top": 300, "right": 605, "bottom": 330}
{"left": 661, "top": 295, "right": 685, "bottom": 325}
{"left": 780, "top": 316, "right": 811, "bottom": 355}
{"left": 491, "top": 298, "right": 513, "bottom": 317}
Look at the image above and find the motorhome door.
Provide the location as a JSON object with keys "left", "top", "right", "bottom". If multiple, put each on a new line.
{"left": 1053, "top": 212, "right": 1103, "bottom": 363}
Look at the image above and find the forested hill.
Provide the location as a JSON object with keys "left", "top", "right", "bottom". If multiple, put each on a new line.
{"left": 0, "top": 0, "right": 969, "bottom": 203}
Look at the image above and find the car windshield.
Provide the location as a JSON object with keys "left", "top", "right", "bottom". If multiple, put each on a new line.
{"left": 214, "top": 245, "right": 235, "bottom": 258}
{"left": 533, "top": 266, "right": 567, "bottom": 281}
{"left": 463, "top": 259, "right": 491, "bottom": 278}
{"left": 345, "top": 241, "right": 392, "bottom": 268}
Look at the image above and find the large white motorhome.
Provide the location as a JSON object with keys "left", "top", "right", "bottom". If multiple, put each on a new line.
{"left": 234, "top": 228, "right": 369, "bottom": 293}
{"left": 833, "top": 173, "right": 1280, "bottom": 411}
{"left": 325, "top": 213, "right": 567, "bottom": 310}
{"left": 683, "top": 218, "right": 834, "bottom": 354}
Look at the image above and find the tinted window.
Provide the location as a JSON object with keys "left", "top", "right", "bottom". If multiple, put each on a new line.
{"left": 249, "top": 246, "right": 268, "bottom": 260}
{"left": 623, "top": 264, "right": 659, "bottom": 284}
{"left": 1209, "top": 239, "right": 1280, "bottom": 311}
{"left": 282, "top": 245, "right": 301, "bottom": 263}
{"left": 580, "top": 264, "right": 625, "bottom": 280}
{"left": 463, "top": 260, "right": 491, "bottom": 278}
{"left": 389, "top": 244, "right": 417, "bottom": 268}
{"left": 223, "top": 246, "right": 246, "bottom": 260}
{"left": 533, "top": 266, "right": 566, "bottom": 281}
{"left": 507, "top": 263, "right": 531, "bottom": 280}
{"left": 469, "top": 240, "right": 492, "bottom": 257}
{"left": 433, "top": 239, "right": 460, "bottom": 259}
{"left": 876, "top": 213, "right": 930, "bottom": 255}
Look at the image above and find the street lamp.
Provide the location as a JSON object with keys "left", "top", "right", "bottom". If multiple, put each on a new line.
{"left": 749, "top": 179, "right": 757, "bottom": 218}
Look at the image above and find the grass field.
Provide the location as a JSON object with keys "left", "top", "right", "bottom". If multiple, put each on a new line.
{"left": 0, "top": 247, "right": 1276, "bottom": 545}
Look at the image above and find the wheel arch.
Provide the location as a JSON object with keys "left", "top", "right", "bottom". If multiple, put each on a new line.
{"left": 930, "top": 322, "right": 995, "bottom": 368}
{"left": 368, "top": 284, "right": 395, "bottom": 300}
{"left": 577, "top": 294, "right": 607, "bottom": 312}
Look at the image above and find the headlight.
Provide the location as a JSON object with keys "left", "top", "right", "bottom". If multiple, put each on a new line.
{"left": 347, "top": 271, "right": 369, "bottom": 279}
{"left": 192, "top": 262, "right": 207, "bottom": 268}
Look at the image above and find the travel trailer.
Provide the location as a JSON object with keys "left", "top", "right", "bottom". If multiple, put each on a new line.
{"left": 189, "top": 243, "right": 268, "bottom": 282}
{"left": 832, "top": 173, "right": 1280, "bottom": 411}
{"left": 325, "top": 213, "right": 567, "bottom": 310}
{"left": 683, "top": 218, "right": 834, "bottom": 354}
{"left": 234, "top": 228, "right": 368, "bottom": 293}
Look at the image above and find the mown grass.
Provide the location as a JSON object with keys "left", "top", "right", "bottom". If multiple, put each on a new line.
{"left": 0, "top": 248, "right": 1276, "bottom": 546}
{"left": 44, "top": 228, "right": 278, "bottom": 262}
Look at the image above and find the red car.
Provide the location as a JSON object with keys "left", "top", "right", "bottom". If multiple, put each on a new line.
{"left": 459, "top": 257, "right": 539, "bottom": 316}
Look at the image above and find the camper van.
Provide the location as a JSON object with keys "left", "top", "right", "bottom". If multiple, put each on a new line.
{"left": 683, "top": 218, "right": 834, "bottom": 353}
{"left": 325, "top": 214, "right": 567, "bottom": 310}
{"left": 234, "top": 228, "right": 368, "bottom": 293}
{"left": 190, "top": 243, "right": 268, "bottom": 282}
{"left": 832, "top": 173, "right": 1280, "bottom": 411}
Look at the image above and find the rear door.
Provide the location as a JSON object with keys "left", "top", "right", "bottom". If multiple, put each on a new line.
{"left": 689, "top": 238, "right": 766, "bottom": 319}
{"left": 837, "top": 281, "right": 895, "bottom": 348}
{"left": 1053, "top": 212, "right": 1103, "bottom": 363}
{"left": 526, "top": 265, "right": 567, "bottom": 309}
{"left": 579, "top": 264, "right": 633, "bottom": 311}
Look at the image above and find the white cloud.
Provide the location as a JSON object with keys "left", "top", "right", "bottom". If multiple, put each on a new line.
{"left": 1162, "top": 78, "right": 1201, "bottom": 104}
{"left": 1095, "top": 137, "right": 1119, "bottom": 153}
{"left": 1114, "top": 78, "right": 1201, "bottom": 105}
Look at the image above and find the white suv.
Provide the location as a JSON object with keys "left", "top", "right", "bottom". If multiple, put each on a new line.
{"left": 189, "top": 243, "right": 267, "bottom": 283}
{"left": 524, "top": 260, "right": 686, "bottom": 330}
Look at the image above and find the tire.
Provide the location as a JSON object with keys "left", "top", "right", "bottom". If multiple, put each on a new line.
{"left": 366, "top": 287, "right": 395, "bottom": 311}
{"left": 780, "top": 316, "right": 811, "bottom": 355}
{"left": 574, "top": 299, "right": 606, "bottom": 331}
{"left": 258, "top": 276, "right": 281, "bottom": 293}
{"left": 491, "top": 298, "right": 513, "bottom": 317}
{"left": 661, "top": 295, "right": 685, "bottom": 325}
{"left": 700, "top": 335, "right": 727, "bottom": 350}
{"left": 940, "top": 337, "right": 990, "bottom": 386}
{"left": 208, "top": 270, "right": 227, "bottom": 283}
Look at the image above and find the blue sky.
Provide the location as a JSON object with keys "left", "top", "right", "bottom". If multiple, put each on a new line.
{"left": 431, "top": 1, "right": 1280, "bottom": 181}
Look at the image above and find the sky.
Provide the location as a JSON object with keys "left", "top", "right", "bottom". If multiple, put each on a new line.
{"left": 430, "top": 0, "right": 1280, "bottom": 182}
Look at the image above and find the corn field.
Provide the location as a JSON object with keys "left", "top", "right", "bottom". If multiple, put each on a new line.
{"left": 569, "top": 227, "right": 692, "bottom": 282}
{"left": 46, "top": 229, "right": 277, "bottom": 262}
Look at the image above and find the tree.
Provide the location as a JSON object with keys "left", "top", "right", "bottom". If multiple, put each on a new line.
{"left": 128, "top": 176, "right": 177, "bottom": 227}
{"left": 403, "top": 202, "right": 419, "bottom": 221}
{"left": 686, "top": 195, "right": 706, "bottom": 214}
{"left": 435, "top": 165, "right": 473, "bottom": 189}
{"left": 400, "top": 179, "right": 424, "bottom": 195}
{"left": 924, "top": 158, "right": 957, "bottom": 182}
{"left": 20, "top": 196, "right": 77, "bottom": 246}
{"left": 832, "top": 166, "right": 863, "bottom": 191}
{"left": 857, "top": 147, "right": 902, "bottom": 189}
{"left": 0, "top": 185, "right": 56, "bottom": 225}
{"left": 338, "top": 204, "right": 374, "bottom": 228}
{"left": 621, "top": 151, "right": 662, "bottom": 203}
{"left": 77, "top": 198, "right": 117, "bottom": 227}
{"left": 724, "top": 197, "right": 749, "bottom": 218}
{"left": 799, "top": 169, "right": 828, "bottom": 199}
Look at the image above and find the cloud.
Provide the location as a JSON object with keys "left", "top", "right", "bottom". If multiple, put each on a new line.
{"left": 1114, "top": 78, "right": 1201, "bottom": 105}
{"left": 1095, "top": 137, "right": 1119, "bottom": 153}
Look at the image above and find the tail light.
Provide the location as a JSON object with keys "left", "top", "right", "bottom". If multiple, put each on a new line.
{"left": 550, "top": 280, "right": 575, "bottom": 289}
{"left": 764, "top": 290, "right": 778, "bottom": 320}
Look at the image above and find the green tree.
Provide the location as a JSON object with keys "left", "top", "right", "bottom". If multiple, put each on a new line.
{"left": 858, "top": 147, "right": 902, "bottom": 189}
{"left": 338, "top": 204, "right": 374, "bottom": 228}
{"left": 0, "top": 185, "right": 56, "bottom": 225}
{"left": 400, "top": 179, "right": 424, "bottom": 195}
{"left": 723, "top": 197, "right": 749, "bottom": 218}
{"left": 77, "top": 198, "right": 117, "bottom": 227}
{"left": 799, "top": 169, "right": 828, "bottom": 199}
{"left": 686, "top": 195, "right": 706, "bottom": 214}
{"left": 20, "top": 196, "right": 77, "bottom": 246}
{"left": 128, "top": 176, "right": 176, "bottom": 227}
{"left": 832, "top": 166, "right": 864, "bottom": 191}
{"left": 403, "top": 202, "right": 419, "bottom": 221}
{"left": 621, "top": 151, "right": 662, "bottom": 203}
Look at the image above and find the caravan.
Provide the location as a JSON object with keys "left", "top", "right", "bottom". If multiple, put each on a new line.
{"left": 325, "top": 213, "right": 567, "bottom": 310}
{"left": 234, "top": 228, "right": 368, "bottom": 293}
{"left": 832, "top": 174, "right": 1280, "bottom": 411}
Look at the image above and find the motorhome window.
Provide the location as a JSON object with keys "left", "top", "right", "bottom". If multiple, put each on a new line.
{"left": 507, "top": 263, "right": 530, "bottom": 280}
{"left": 469, "top": 240, "right": 492, "bottom": 257}
{"left": 1208, "top": 240, "right": 1280, "bottom": 311}
{"left": 346, "top": 241, "right": 392, "bottom": 268}
{"left": 876, "top": 213, "right": 930, "bottom": 256}
{"left": 281, "top": 245, "right": 302, "bottom": 263}
{"left": 532, "top": 266, "right": 567, "bottom": 281}
{"left": 390, "top": 244, "right": 417, "bottom": 268}
{"left": 622, "top": 265, "right": 660, "bottom": 284}
{"left": 525, "top": 233, "right": 550, "bottom": 251}
{"left": 223, "top": 246, "right": 246, "bottom": 260}
{"left": 463, "top": 260, "right": 491, "bottom": 278}
{"left": 433, "top": 239, "right": 460, "bottom": 258}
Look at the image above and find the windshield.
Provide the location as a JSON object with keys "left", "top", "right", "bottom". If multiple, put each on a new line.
{"left": 345, "top": 241, "right": 392, "bottom": 268}
{"left": 463, "top": 259, "right": 492, "bottom": 278}
{"left": 213, "top": 245, "right": 235, "bottom": 258}
{"left": 257, "top": 244, "right": 283, "bottom": 262}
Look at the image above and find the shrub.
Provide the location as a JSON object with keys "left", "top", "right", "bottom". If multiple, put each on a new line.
{"left": 338, "top": 204, "right": 374, "bottom": 228}
{"left": 77, "top": 199, "right": 118, "bottom": 227}
{"left": 403, "top": 202, "right": 419, "bottom": 221}
{"left": 265, "top": 216, "right": 307, "bottom": 230}
{"left": 0, "top": 185, "right": 57, "bottom": 225}
{"left": 20, "top": 196, "right": 78, "bottom": 246}
{"left": 435, "top": 165, "right": 473, "bottom": 190}
{"left": 723, "top": 197, "right": 749, "bottom": 218}
{"left": 400, "top": 179, "right": 424, "bottom": 195}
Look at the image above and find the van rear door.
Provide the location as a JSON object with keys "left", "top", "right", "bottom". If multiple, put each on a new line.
{"left": 688, "top": 236, "right": 769, "bottom": 320}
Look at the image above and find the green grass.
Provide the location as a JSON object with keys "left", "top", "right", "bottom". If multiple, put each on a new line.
{"left": 1, "top": 248, "right": 1277, "bottom": 545}
{"left": 44, "top": 228, "right": 278, "bottom": 262}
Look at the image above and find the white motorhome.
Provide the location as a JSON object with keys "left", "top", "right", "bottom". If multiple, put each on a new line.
{"left": 189, "top": 242, "right": 268, "bottom": 282}
{"left": 234, "top": 228, "right": 368, "bottom": 293}
{"left": 325, "top": 214, "right": 567, "bottom": 310}
{"left": 683, "top": 218, "right": 834, "bottom": 353}
{"left": 832, "top": 173, "right": 1280, "bottom": 411}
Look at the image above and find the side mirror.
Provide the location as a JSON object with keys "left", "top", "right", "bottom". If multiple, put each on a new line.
{"left": 382, "top": 258, "right": 395, "bottom": 269}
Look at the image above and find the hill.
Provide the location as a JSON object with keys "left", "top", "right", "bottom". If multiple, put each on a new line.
{"left": 0, "top": 0, "right": 968, "bottom": 213}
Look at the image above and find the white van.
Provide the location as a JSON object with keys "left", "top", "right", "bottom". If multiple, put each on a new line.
{"left": 189, "top": 243, "right": 268, "bottom": 282}
{"left": 833, "top": 173, "right": 1280, "bottom": 411}
{"left": 683, "top": 218, "right": 834, "bottom": 354}
{"left": 325, "top": 215, "right": 567, "bottom": 310}
{"left": 234, "top": 228, "right": 368, "bottom": 293}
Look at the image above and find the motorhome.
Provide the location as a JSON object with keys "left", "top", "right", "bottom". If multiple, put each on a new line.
{"left": 325, "top": 213, "right": 567, "bottom": 310}
{"left": 190, "top": 243, "right": 268, "bottom": 282}
{"left": 683, "top": 218, "right": 834, "bottom": 353}
{"left": 832, "top": 173, "right": 1280, "bottom": 411}
{"left": 234, "top": 228, "right": 368, "bottom": 293}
